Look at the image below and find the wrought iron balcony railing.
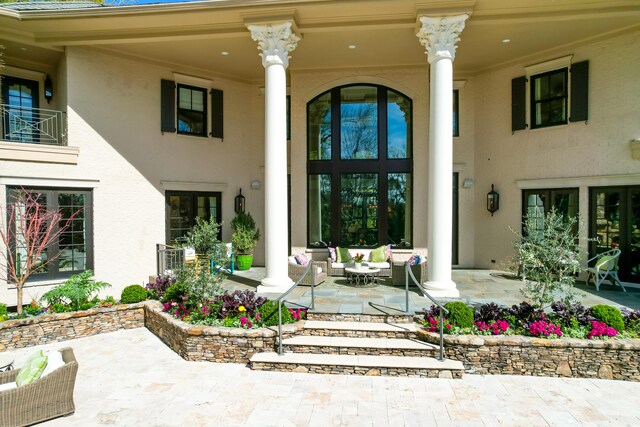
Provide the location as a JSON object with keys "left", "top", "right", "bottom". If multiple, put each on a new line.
{"left": 1, "top": 104, "right": 67, "bottom": 146}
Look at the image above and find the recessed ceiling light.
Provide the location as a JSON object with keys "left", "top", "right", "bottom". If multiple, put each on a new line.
{"left": 20, "top": 47, "right": 28, "bottom": 51}
{"left": 501, "top": 38, "right": 511, "bottom": 44}
{"left": 348, "top": 44, "right": 357, "bottom": 49}
{"left": 221, "top": 51, "right": 230, "bottom": 56}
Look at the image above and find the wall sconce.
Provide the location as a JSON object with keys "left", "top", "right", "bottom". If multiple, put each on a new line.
{"left": 234, "top": 188, "right": 245, "bottom": 213}
{"left": 44, "top": 75, "right": 53, "bottom": 103}
{"left": 487, "top": 184, "right": 499, "bottom": 216}
{"left": 250, "top": 180, "right": 261, "bottom": 190}
{"left": 462, "top": 178, "right": 473, "bottom": 188}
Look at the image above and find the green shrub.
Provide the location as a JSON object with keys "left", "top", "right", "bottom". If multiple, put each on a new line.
{"left": 0, "top": 303, "right": 8, "bottom": 321}
{"left": 41, "top": 270, "right": 111, "bottom": 311}
{"left": 257, "top": 300, "right": 292, "bottom": 327}
{"left": 50, "top": 303, "right": 71, "bottom": 313}
{"left": 590, "top": 304, "right": 625, "bottom": 332}
{"left": 120, "top": 284, "right": 148, "bottom": 304}
{"left": 444, "top": 301, "right": 474, "bottom": 328}
{"left": 163, "top": 283, "right": 186, "bottom": 304}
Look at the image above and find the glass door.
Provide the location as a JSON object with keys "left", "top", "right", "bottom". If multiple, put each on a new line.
{"left": 166, "top": 191, "right": 221, "bottom": 244}
{"left": 590, "top": 186, "right": 640, "bottom": 282}
{"left": 1, "top": 76, "right": 39, "bottom": 142}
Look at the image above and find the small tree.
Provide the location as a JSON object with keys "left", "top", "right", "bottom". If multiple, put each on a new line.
{"left": 0, "top": 189, "right": 76, "bottom": 314}
{"left": 513, "top": 207, "right": 583, "bottom": 309}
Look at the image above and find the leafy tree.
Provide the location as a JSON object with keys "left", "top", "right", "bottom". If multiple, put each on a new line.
{"left": 0, "top": 189, "right": 78, "bottom": 314}
{"left": 513, "top": 207, "right": 584, "bottom": 309}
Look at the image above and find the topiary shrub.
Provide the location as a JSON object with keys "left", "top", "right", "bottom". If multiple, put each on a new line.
{"left": 120, "top": 284, "right": 148, "bottom": 304}
{"left": 590, "top": 304, "right": 625, "bottom": 332}
{"left": 257, "top": 300, "right": 293, "bottom": 327}
{"left": 444, "top": 301, "right": 474, "bottom": 328}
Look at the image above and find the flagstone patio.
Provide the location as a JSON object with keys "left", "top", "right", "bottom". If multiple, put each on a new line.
{"left": 223, "top": 268, "right": 640, "bottom": 314}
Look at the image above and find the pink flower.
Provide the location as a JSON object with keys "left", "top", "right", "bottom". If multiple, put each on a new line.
{"left": 256, "top": 313, "right": 261, "bottom": 320}
{"left": 588, "top": 321, "right": 618, "bottom": 339}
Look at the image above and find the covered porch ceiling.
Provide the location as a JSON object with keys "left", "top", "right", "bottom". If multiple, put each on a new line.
{"left": 1, "top": 0, "right": 639, "bottom": 83}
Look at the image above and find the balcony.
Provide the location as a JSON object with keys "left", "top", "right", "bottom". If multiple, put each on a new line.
{"left": 0, "top": 104, "right": 77, "bottom": 164}
{"left": 1, "top": 103, "right": 67, "bottom": 146}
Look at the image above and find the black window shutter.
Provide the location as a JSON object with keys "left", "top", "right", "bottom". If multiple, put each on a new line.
{"left": 570, "top": 61, "right": 589, "bottom": 122}
{"left": 160, "top": 79, "right": 176, "bottom": 133}
{"left": 511, "top": 76, "right": 527, "bottom": 132}
{"left": 211, "top": 89, "right": 223, "bottom": 139}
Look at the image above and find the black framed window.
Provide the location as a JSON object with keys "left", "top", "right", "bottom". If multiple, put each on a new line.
{"left": 522, "top": 188, "right": 578, "bottom": 235}
{"left": 7, "top": 187, "right": 93, "bottom": 281}
{"left": 531, "top": 68, "right": 568, "bottom": 129}
{"left": 307, "top": 84, "right": 412, "bottom": 248}
{"left": 166, "top": 191, "right": 221, "bottom": 244}
{"left": 177, "top": 84, "right": 207, "bottom": 137}
{"left": 453, "top": 89, "right": 459, "bottom": 137}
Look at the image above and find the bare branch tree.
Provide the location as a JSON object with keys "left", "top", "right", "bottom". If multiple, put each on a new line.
{"left": 0, "top": 189, "right": 77, "bottom": 314}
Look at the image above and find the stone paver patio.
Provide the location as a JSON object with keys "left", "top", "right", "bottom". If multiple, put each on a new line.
{"left": 11, "top": 327, "right": 640, "bottom": 426}
{"left": 224, "top": 268, "right": 640, "bottom": 314}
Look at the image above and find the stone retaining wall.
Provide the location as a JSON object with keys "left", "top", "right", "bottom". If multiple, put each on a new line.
{"left": 144, "top": 301, "right": 303, "bottom": 363}
{"left": 0, "top": 304, "right": 144, "bottom": 351}
{"left": 418, "top": 330, "right": 640, "bottom": 381}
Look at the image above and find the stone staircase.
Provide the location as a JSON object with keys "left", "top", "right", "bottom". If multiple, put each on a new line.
{"left": 250, "top": 313, "right": 464, "bottom": 378}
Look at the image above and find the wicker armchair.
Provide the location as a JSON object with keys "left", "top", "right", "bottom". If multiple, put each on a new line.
{"left": 0, "top": 347, "right": 78, "bottom": 427}
{"left": 288, "top": 260, "right": 327, "bottom": 286}
{"left": 392, "top": 260, "right": 428, "bottom": 285}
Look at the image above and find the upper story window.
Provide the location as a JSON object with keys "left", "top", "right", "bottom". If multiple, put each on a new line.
{"left": 177, "top": 84, "right": 207, "bottom": 137}
{"left": 453, "top": 89, "right": 459, "bottom": 137}
{"left": 531, "top": 69, "right": 567, "bottom": 129}
{"left": 511, "top": 56, "right": 588, "bottom": 132}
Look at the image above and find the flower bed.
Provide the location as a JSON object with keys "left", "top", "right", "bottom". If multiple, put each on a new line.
{"left": 417, "top": 329, "right": 640, "bottom": 381}
{"left": 144, "top": 301, "right": 304, "bottom": 363}
{"left": 0, "top": 303, "right": 144, "bottom": 351}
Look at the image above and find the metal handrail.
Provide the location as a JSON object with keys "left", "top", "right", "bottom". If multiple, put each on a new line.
{"left": 403, "top": 262, "right": 449, "bottom": 361}
{"left": 156, "top": 243, "right": 185, "bottom": 276}
{"left": 276, "top": 260, "right": 316, "bottom": 355}
{"left": 0, "top": 104, "right": 67, "bottom": 146}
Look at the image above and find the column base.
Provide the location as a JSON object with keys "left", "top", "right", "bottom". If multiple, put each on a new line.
{"left": 422, "top": 280, "right": 460, "bottom": 298}
{"left": 258, "top": 277, "right": 294, "bottom": 294}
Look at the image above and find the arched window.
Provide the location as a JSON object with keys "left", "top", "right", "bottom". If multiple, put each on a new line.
{"left": 307, "top": 84, "right": 413, "bottom": 248}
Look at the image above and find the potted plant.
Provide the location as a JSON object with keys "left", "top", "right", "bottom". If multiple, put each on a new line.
{"left": 185, "top": 217, "right": 226, "bottom": 267}
{"left": 231, "top": 212, "right": 261, "bottom": 270}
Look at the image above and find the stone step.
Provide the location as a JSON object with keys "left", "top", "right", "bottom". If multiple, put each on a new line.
{"left": 282, "top": 335, "right": 439, "bottom": 357}
{"left": 307, "top": 312, "right": 416, "bottom": 324}
{"left": 302, "top": 320, "right": 419, "bottom": 338}
{"left": 250, "top": 352, "right": 464, "bottom": 378}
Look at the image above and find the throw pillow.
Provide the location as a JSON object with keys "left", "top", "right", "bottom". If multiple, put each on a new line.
{"left": 41, "top": 350, "right": 65, "bottom": 378}
{"left": 370, "top": 245, "right": 387, "bottom": 263}
{"left": 385, "top": 244, "right": 392, "bottom": 261}
{"left": 294, "top": 253, "right": 310, "bottom": 266}
{"left": 328, "top": 247, "right": 337, "bottom": 263}
{"left": 408, "top": 254, "right": 422, "bottom": 266}
{"left": 16, "top": 350, "right": 48, "bottom": 387}
{"left": 336, "top": 247, "right": 351, "bottom": 263}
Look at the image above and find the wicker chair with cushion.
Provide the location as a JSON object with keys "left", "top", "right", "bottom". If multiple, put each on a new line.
{"left": 0, "top": 347, "right": 78, "bottom": 427}
{"left": 288, "top": 258, "right": 327, "bottom": 286}
{"left": 392, "top": 258, "right": 428, "bottom": 285}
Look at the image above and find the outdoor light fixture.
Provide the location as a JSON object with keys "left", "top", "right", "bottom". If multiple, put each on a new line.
{"left": 235, "top": 188, "right": 245, "bottom": 213}
{"left": 44, "top": 75, "right": 53, "bottom": 103}
{"left": 487, "top": 184, "right": 499, "bottom": 216}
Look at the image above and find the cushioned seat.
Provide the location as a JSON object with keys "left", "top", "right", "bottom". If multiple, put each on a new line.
{"left": 288, "top": 257, "right": 327, "bottom": 286}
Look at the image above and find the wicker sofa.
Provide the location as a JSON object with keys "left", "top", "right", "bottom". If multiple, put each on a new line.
{"left": 392, "top": 259, "right": 428, "bottom": 285}
{"left": 326, "top": 247, "right": 393, "bottom": 278}
{"left": 0, "top": 347, "right": 78, "bottom": 427}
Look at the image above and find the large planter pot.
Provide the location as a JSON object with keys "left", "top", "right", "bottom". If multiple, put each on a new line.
{"left": 236, "top": 254, "right": 253, "bottom": 270}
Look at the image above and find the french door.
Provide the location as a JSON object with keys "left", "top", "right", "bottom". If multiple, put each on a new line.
{"left": 165, "top": 191, "right": 222, "bottom": 244}
{"left": 590, "top": 186, "right": 640, "bottom": 282}
{"left": 1, "top": 76, "right": 39, "bottom": 142}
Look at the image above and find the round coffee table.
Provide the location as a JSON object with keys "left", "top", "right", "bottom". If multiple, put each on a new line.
{"left": 0, "top": 353, "right": 14, "bottom": 372}
{"left": 345, "top": 267, "right": 380, "bottom": 287}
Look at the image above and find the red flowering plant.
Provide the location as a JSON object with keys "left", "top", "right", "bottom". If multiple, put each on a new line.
{"left": 353, "top": 253, "right": 365, "bottom": 263}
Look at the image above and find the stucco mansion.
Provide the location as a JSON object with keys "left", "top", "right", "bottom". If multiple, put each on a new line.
{"left": 0, "top": 0, "right": 639, "bottom": 305}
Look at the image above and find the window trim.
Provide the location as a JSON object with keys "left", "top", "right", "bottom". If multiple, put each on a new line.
{"left": 176, "top": 83, "right": 208, "bottom": 137}
{"left": 7, "top": 187, "right": 94, "bottom": 282}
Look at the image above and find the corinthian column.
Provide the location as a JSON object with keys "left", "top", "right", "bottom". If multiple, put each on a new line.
{"left": 247, "top": 21, "right": 300, "bottom": 293}
{"left": 417, "top": 15, "right": 468, "bottom": 297}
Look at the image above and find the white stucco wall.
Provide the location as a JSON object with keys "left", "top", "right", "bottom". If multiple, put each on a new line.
{"left": 472, "top": 30, "right": 640, "bottom": 270}
{"left": 1, "top": 46, "right": 266, "bottom": 305}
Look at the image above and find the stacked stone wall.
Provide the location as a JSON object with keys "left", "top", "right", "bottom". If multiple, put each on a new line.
{"left": 143, "top": 301, "right": 303, "bottom": 363}
{"left": 418, "top": 330, "right": 640, "bottom": 381}
{"left": 0, "top": 304, "right": 144, "bottom": 351}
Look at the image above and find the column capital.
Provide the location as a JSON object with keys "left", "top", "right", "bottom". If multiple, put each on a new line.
{"left": 417, "top": 14, "right": 468, "bottom": 63}
{"left": 247, "top": 21, "right": 300, "bottom": 69}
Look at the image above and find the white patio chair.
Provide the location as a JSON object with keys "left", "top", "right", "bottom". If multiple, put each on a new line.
{"left": 586, "top": 248, "right": 625, "bottom": 292}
